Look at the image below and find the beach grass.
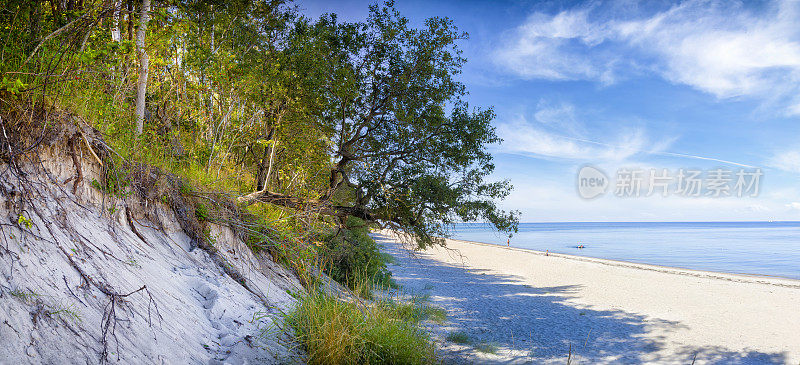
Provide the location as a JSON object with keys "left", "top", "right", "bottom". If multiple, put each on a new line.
{"left": 446, "top": 331, "right": 471, "bottom": 344}
{"left": 389, "top": 293, "right": 448, "bottom": 324}
{"left": 286, "top": 288, "right": 436, "bottom": 364}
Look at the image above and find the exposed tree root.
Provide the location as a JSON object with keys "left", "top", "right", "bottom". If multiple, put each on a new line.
{"left": 125, "top": 205, "right": 149, "bottom": 247}
{"left": 67, "top": 135, "right": 83, "bottom": 194}
{"left": 57, "top": 244, "right": 161, "bottom": 363}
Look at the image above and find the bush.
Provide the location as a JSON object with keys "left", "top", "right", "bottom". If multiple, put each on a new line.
{"left": 317, "top": 217, "right": 395, "bottom": 293}
{"left": 286, "top": 289, "right": 436, "bottom": 365}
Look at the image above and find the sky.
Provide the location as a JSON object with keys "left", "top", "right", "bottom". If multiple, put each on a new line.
{"left": 299, "top": 0, "right": 800, "bottom": 222}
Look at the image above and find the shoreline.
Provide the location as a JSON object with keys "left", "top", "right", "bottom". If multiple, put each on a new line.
{"left": 445, "top": 237, "right": 800, "bottom": 288}
{"left": 378, "top": 230, "right": 800, "bottom": 364}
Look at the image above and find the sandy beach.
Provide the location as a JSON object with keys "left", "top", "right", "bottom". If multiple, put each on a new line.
{"left": 375, "top": 231, "right": 800, "bottom": 364}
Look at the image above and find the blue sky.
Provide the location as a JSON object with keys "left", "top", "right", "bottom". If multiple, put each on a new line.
{"left": 300, "top": 0, "right": 800, "bottom": 222}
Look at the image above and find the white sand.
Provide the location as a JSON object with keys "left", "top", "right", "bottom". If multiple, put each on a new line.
{"left": 376, "top": 231, "right": 800, "bottom": 364}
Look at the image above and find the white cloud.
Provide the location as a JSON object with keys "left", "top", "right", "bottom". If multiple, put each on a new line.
{"left": 496, "top": 116, "right": 587, "bottom": 159}
{"left": 532, "top": 100, "right": 585, "bottom": 136}
{"left": 785, "top": 202, "right": 800, "bottom": 210}
{"left": 768, "top": 150, "right": 800, "bottom": 172}
{"left": 495, "top": 101, "right": 667, "bottom": 162}
{"left": 743, "top": 204, "right": 770, "bottom": 213}
{"left": 495, "top": 9, "right": 619, "bottom": 83}
{"left": 495, "top": 0, "right": 800, "bottom": 114}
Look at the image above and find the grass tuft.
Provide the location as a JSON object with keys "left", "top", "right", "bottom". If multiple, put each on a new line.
{"left": 446, "top": 331, "right": 470, "bottom": 344}
{"left": 286, "top": 289, "right": 436, "bottom": 365}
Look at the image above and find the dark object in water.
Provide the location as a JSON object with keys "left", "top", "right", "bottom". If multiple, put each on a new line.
{"left": 576, "top": 245, "right": 585, "bottom": 249}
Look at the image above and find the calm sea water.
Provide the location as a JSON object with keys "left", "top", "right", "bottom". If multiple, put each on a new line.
{"left": 450, "top": 222, "right": 800, "bottom": 280}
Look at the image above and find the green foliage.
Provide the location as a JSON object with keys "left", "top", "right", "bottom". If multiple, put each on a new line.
{"left": 90, "top": 168, "right": 131, "bottom": 198}
{"left": 202, "top": 228, "right": 217, "bottom": 248}
{"left": 9, "top": 288, "right": 40, "bottom": 302}
{"left": 317, "top": 217, "right": 395, "bottom": 293}
{"left": 195, "top": 203, "right": 209, "bottom": 222}
{"left": 241, "top": 204, "right": 326, "bottom": 285}
{"left": 0, "top": 77, "right": 27, "bottom": 95}
{"left": 3, "top": 0, "right": 517, "bottom": 251}
{"left": 280, "top": 2, "right": 520, "bottom": 247}
{"left": 286, "top": 288, "right": 436, "bottom": 365}
{"left": 17, "top": 215, "right": 33, "bottom": 229}
{"left": 0, "top": 3, "right": 523, "bottom": 361}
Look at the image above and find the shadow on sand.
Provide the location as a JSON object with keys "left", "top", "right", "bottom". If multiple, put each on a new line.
{"left": 374, "top": 235, "right": 787, "bottom": 364}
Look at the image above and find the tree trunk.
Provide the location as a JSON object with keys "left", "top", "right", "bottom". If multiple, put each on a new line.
{"left": 110, "top": 0, "right": 121, "bottom": 42}
{"left": 134, "top": 0, "right": 150, "bottom": 135}
{"left": 255, "top": 127, "right": 276, "bottom": 191}
{"left": 127, "top": 0, "right": 133, "bottom": 42}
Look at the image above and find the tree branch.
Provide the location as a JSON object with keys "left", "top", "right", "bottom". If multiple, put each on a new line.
{"left": 236, "top": 189, "right": 373, "bottom": 221}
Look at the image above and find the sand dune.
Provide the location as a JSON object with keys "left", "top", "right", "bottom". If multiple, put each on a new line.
{"left": 375, "top": 231, "right": 800, "bottom": 364}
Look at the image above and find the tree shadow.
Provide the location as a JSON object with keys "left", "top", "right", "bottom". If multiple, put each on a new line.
{"left": 375, "top": 235, "right": 788, "bottom": 364}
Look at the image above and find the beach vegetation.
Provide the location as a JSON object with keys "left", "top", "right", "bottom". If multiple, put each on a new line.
{"left": 419, "top": 306, "right": 448, "bottom": 324}
{"left": 446, "top": 331, "right": 471, "bottom": 344}
{"left": 316, "top": 217, "right": 396, "bottom": 294}
{"left": 285, "top": 287, "right": 436, "bottom": 364}
{"left": 388, "top": 294, "right": 448, "bottom": 324}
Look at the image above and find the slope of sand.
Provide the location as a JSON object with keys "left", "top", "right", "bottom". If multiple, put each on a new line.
{"left": 0, "top": 145, "right": 304, "bottom": 363}
{"left": 375, "top": 231, "right": 800, "bottom": 364}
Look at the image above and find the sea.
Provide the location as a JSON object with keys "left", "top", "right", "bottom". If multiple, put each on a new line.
{"left": 450, "top": 222, "right": 800, "bottom": 280}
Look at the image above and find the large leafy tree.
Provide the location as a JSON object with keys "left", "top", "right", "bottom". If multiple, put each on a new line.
{"left": 239, "top": 2, "right": 518, "bottom": 247}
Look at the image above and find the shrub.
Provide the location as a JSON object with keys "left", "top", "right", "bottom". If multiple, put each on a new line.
{"left": 317, "top": 217, "right": 395, "bottom": 293}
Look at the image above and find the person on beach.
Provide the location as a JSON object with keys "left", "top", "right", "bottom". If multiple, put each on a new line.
{"left": 507, "top": 238, "right": 510, "bottom": 247}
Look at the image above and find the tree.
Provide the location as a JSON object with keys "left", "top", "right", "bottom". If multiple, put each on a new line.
{"left": 135, "top": 0, "right": 150, "bottom": 135}
{"left": 111, "top": 0, "right": 122, "bottom": 42}
{"left": 238, "top": 2, "right": 518, "bottom": 247}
